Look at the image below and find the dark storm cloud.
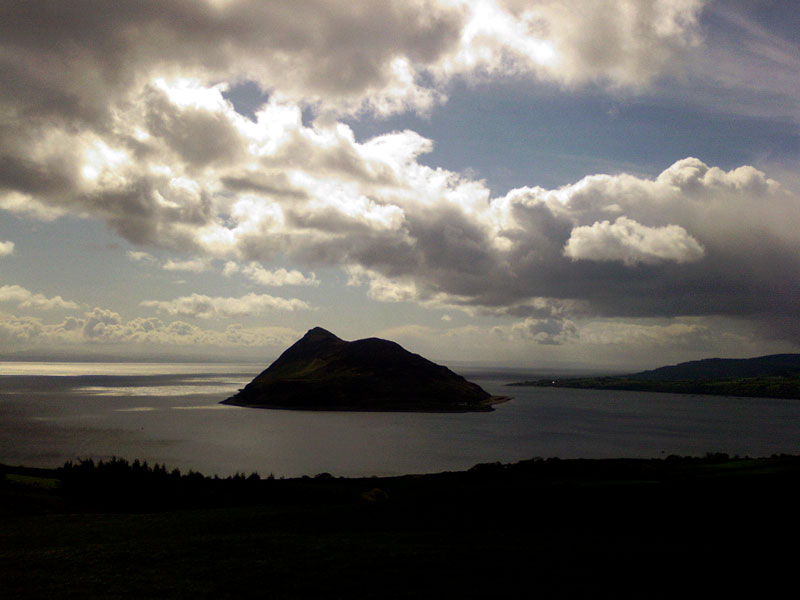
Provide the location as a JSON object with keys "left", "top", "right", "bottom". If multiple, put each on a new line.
{"left": 276, "top": 155, "right": 800, "bottom": 344}
{"left": 78, "top": 177, "right": 214, "bottom": 246}
{"left": 220, "top": 173, "right": 308, "bottom": 200}
{"left": 144, "top": 88, "right": 246, "bottom": 168}
{"left": 0, "top": 0, "right": 465, "bottom": 128}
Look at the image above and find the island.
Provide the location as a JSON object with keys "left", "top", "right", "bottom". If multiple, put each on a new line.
{"left": 508, "top": 353, "right": 800, "bottom": 400}
{"left": 222, "top": 326, "right": 508, "bottom": 411}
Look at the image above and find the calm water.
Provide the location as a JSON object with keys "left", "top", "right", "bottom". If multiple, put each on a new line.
{"left": 1, "top": 361, "right": 799, "bottom": 477}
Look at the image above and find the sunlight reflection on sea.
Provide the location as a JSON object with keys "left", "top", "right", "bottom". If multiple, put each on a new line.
{"left": 2, "top": 362, "right": 800, "bottom": 478}
{"left": 0, "top": 361, "right": 261, "bottom": 377}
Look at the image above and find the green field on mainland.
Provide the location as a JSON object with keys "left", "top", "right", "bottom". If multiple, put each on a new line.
{"left": 2, "top": 454, "right": 799, "bottom": 598}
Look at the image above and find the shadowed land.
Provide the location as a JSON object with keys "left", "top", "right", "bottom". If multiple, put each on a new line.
{"left": 223, "top": 327, "right": 508, "bottom": 412}
{"left": 2, "top": 454, "right": 799, "bottom": 598}
{"left": 510, "top": 353, "right": 800, "bottom": 400}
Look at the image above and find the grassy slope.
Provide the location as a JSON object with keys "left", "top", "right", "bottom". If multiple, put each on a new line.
{"left": 2, "top": 455, "right": 799, "bottom": 598}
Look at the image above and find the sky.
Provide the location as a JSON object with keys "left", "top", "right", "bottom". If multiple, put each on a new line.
{"left": 1, "top": 0, "right": 799, "bottom": 370}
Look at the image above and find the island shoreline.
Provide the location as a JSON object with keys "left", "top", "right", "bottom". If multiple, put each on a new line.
{"left": 220, "top": 394, "right": 512, "bottom": 412}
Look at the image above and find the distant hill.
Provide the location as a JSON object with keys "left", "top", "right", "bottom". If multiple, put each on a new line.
{"left": 509, "top": 354, "right": 800, "bottom": 400}
{"left": 223, "top": 327, "right": 506, "bottom": 411}
{"left": 632, "top": 354, "right": 800, "bottom": 381}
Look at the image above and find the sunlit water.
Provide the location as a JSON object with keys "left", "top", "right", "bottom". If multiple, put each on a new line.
{"left": 2, "top": 361, "right": 799, "bottom": 477}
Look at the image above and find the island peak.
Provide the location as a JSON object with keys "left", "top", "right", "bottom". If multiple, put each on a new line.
{"left": 302, "top": 326, "right": 340, "bottom": 341}
{"left": 223, "top": 328, "right": 507, "bottom": 412}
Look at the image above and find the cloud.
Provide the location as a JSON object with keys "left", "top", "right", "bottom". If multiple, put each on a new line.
{"left": 163, "top": 258, "right": 211, "bottom": 273}
{"left": 374, "top": 314, "right": 798, "bottom": 368}
{"left": 0, "top": 1, "right": 705, "bottom": 247}
{"left": 222, "top": 261, "right": 240, "bottom": 278}
{"left": 0, "top": 240, "right": 13, "bottom": 256}
{"left": 126, "top": 250, "right": 157, "bottom": 264}
{"left": 140, "top": 292, "right": 311, "bottom": 319}
{"left": 0, "top": 309, "right": 299, "bottom": 351}
{"left": 205, "top": 151, "right": 799, "bottom": 344}
{"left": 0, "top": 0, "right": 457, "bottom": 129}
{"left": 0, "top": 315, "right": 46, "bottom": 343}
{"left": 578, "top": 319, "right": 715, "bottom": 348}
{"left": 82, "top": 307, "right": 123, "bottom": 339}
{"left": 1, "top": 1, "right": 798, "bottom": 347}
{"left": 3, "top": 61, "right": 799, "bottom": 341}
{"left": 224, "top": 261, "right": 319, "bottom": 287}
{"left": 0, "top": 285, "right": 80, "bottom": 311}
{"left": 0, "top": 192, "right": 66, "bottom": 221}
{"left": 329, "top": 156, "right": 799, "bottom": 344}
{"left": 127, "top": 251, "right": 211, "bottom": 273}
{"left": 563, "top": 216, "right": 705, "bottom": 266}
{"left": 507, "top": 318, "right": 579, "bottom": 345}
{"left": 440, "top": 0, "right": 705, "bottom": 89}
{"left": 0, "top": 1, "right": 701, "bottom": 129}
{"left": 0, "top": 0, "right": 711, "bottom": 277}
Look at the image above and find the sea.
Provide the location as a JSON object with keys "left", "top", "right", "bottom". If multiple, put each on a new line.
{"left": 1, "top": 361, "right": 799, "bottom": 478}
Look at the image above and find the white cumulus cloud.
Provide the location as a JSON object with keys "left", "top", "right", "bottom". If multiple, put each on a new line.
{"left": 0, "top": 240, "right": 14, "bottom": 256}
{"left": 0, "top": 309, "right": 300, "bottom": 351}
{"left": 563, "top": 216, "right": 705, "bottom": 266}
{"left": 0, "top": 285, "right": 79, "bottom": 311}
{"left": 507, "top": 317, "right": 579, "bottom": 345}
{"left": 440, "top": 0, "right": 704, "bottom": 90}
{"left": 163, "top": 258, "right": 211, "bottom": 273}
{"left": 140, "top": 292, "right": 311, "bottom": 319}
{"left": 225, "top": 262, "right": 319, "bottom": 287}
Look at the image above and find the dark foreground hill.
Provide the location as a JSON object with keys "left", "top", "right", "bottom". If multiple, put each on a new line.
{"left": 2, "top": 454, "right": 799, "bottom": 598}
{"left": 223, "top": 327, "right": 505, "bottom": 411}
{"left": 510, "top": 353, "right": 800, "bottom": 399}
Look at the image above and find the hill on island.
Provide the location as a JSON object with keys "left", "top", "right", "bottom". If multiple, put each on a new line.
{"left": 223, "top": 327, "right": 506, "bottom": 411}
{"left": 509, "top": 353, "right": 800, "bottom": 400}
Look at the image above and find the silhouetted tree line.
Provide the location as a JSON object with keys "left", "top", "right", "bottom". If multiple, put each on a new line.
{"left": 20, "top": 453, "right": 799, "bottom": 515}
{"left": 57, "top": 457, "right": 275, "bottom": 511}
{"left": 467, "top": 452, "right": 742, "bottom": 479}
{"left": 55, "top": 457, "right": 361, "bottom": 512}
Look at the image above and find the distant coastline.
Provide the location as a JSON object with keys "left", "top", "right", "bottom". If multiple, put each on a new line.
{"left": 508, "top": 376, "right": 800, "bottom": 399}
{"left": 509, "top": 353, "right": 800, "bottom": 400}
